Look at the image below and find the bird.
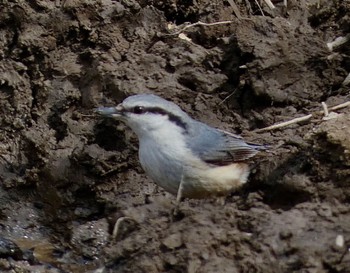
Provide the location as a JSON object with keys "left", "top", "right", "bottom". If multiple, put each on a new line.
{"left": 96, "top": 94, "right": 266, "bottom": 201}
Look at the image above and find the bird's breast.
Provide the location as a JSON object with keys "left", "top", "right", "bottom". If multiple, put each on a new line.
{"left": 138, "top": 129, "right": 192, "bottom": 195}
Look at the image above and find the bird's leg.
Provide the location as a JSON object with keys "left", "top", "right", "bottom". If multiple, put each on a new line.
{"left": 176, "top": 173, "right": 185, "bottom": 203}
{"left": 172, "top": 173, "right": 185, "bottom": 218}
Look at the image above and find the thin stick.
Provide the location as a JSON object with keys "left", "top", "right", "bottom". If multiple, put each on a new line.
{"left": 255, "top": 0, "right": 265, "bottom": 16}
{"left": 255, "top": 100, "right": 350, "bottom": 133}
{"left": 112, "top": 217, "right": 133, "bottom": 239}
{"left": 168, "top": 20, "right": 234, "bottom": 36}
{"left": 254, "top": 114, "right": 312, "bottom": 133}
{"left": 263, "top": 0, "right": 275, "bottom": 9}
{"left": 342, "top": 73, "right": 350, "bottom": 86}
{"left": 316, "top": 101, "right": 350, "bottom": 114}
{"left": 219, "top": 89, "right": 236, "bottom": 105}
{"left": 327, "top": 34, "right": 350, "bottom": 51}
{"left": 321, "top": 102, "right": 329, "bottom": 117}
{"left": 329, "top": 101, "right": 350, "bottom": 111}
{"left": 226, "top": 0, "right": 243, "bottom": 19}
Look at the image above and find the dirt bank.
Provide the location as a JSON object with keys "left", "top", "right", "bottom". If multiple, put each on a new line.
{"left": 0, "top": 0, "right": 349, "bottom": 272}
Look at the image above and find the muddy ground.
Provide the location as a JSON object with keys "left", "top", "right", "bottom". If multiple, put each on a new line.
{"left": 0, "top": 0, "right": 349, "bottom": 272}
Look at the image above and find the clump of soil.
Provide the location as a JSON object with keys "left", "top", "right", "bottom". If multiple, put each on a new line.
{"left": 0, "top": 0, "right": 349, "bottom": 272}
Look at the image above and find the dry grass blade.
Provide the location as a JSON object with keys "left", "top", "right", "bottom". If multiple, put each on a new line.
{"left": 342, "top": 73, "right": 350, "bottom": 86}
{"left": 255, "top": 0, "right": 265, "bottom": 16}
{"left": 226, "top": 0, "right": 242, "bottom": 19}
{"left": 263, "top": 0, "right": 275, "bottom": 9}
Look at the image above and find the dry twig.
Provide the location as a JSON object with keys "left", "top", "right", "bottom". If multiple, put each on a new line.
{"left": 321, "top": 102, "right": 329, "bottom": 117}
{"left": 327, "top": 34, "right": 350, "bottom": 51}
{"left": 167, "top": 20, "right": 234, "bottom": 37}
{"left": 342, "top": 73, "right": 350, "bottom": 86}
{"left": 254, "top": 114, "right": 312, "bottom": 133}
{"left": 323, "top": 101, "right": 350, "bottom": 112}
{"left": 165, "top": 0, "right": 255, "bottom": 37}
{"left": 219, "top": 89, "right": 237, "bottom": 105}
{"left": 255, "top": 0, "right": 265, "bottom": 16}
{"left": 112, "top": 216, "right": 134, "bottom": 239}
{"left": 263, "top": 0, "right": 275, "bottom": 9}
{"left": 226, "top": 0, "right": 243, "bottom": 19}
{"left": 254, "top": 101, "right": 350, "bottom": 133}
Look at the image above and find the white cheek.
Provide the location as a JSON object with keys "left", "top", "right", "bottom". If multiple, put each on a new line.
{"left": 126, "top": 114, "right": 167, "bottom": 135}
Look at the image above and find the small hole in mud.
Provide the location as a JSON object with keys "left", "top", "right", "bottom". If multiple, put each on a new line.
{"left": 94, "top": 120, "right": 127, "bottom": 152}
{"left": 170, "top": 207, "right": 186, "bottom": 222}
{"left": 48, "top": 111, "right": 68, "bottom": 142}
{"left": 163, "top": 259, "right": 186, "bottom": 272}
{"left": 178, "top": 76, "right": 197, "bottom": 91}
{"left": 190, "top": 33, "right": 220, "bottom": 49}
{"left": 0, "top": 82, "right": 15, "bottom": 96}
{"left": 150, "top": 1, "right": 199, "bottom": 24}
{"left": 165, "top": 64, "right": 176, "bottom": 74}
{"left": 239, "top": 88, "right": 273, "bottom": 112}
{"left": 262, "top": 188, "right": 312, "bottom": 210}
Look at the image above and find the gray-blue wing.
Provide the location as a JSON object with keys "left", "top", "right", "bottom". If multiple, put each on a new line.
{"left": 186, "top": 121, "right": 265, "bottom": 165}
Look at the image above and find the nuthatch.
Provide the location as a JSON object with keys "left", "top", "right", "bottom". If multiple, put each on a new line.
{"left": 97, "top": 94, "right": 265, "bottom": 201}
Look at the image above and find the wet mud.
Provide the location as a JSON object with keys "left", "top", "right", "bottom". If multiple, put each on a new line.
{"left": 0, "top": 0, "right": 349, "bottom": 272}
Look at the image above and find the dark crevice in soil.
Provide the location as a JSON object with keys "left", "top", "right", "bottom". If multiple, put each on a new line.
{"left": 48, "top": 108, "right": 68, "bottom": 142}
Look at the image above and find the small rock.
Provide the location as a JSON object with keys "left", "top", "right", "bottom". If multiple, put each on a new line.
{"left": 279, "top": 230, "right": 293, "bottom": 240}
{"left": 335, "top": 234, "right": 344, "bottom": 247}
{"left": 162, "top": 233, "right": 182, "bottom": 250}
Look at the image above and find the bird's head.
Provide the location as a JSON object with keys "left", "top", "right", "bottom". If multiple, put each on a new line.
{"left": 96, "top": 94, "right": 189, "bottom": 137}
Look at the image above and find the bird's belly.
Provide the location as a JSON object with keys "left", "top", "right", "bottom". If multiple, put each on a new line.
{"left": 181, "top": 162, "right": 250, "bottom": 198}
{"left": 139, "top": 139, "right": 250, "bottom": 198}
{"left": 139, "top": 141, "right": 184, "bottom": 195}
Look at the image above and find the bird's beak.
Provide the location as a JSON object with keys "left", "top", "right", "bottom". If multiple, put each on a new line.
{"left": 95, "top": 104, "right": 124, "bottom": 118}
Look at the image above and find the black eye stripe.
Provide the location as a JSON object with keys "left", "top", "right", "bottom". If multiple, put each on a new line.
{"left": 125, "top": 106, "right": 188, "bottom": 131}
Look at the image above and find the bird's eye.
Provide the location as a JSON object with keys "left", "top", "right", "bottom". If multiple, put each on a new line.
{"left": 133, "top": 106, "right": 145, "bottom": 114}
